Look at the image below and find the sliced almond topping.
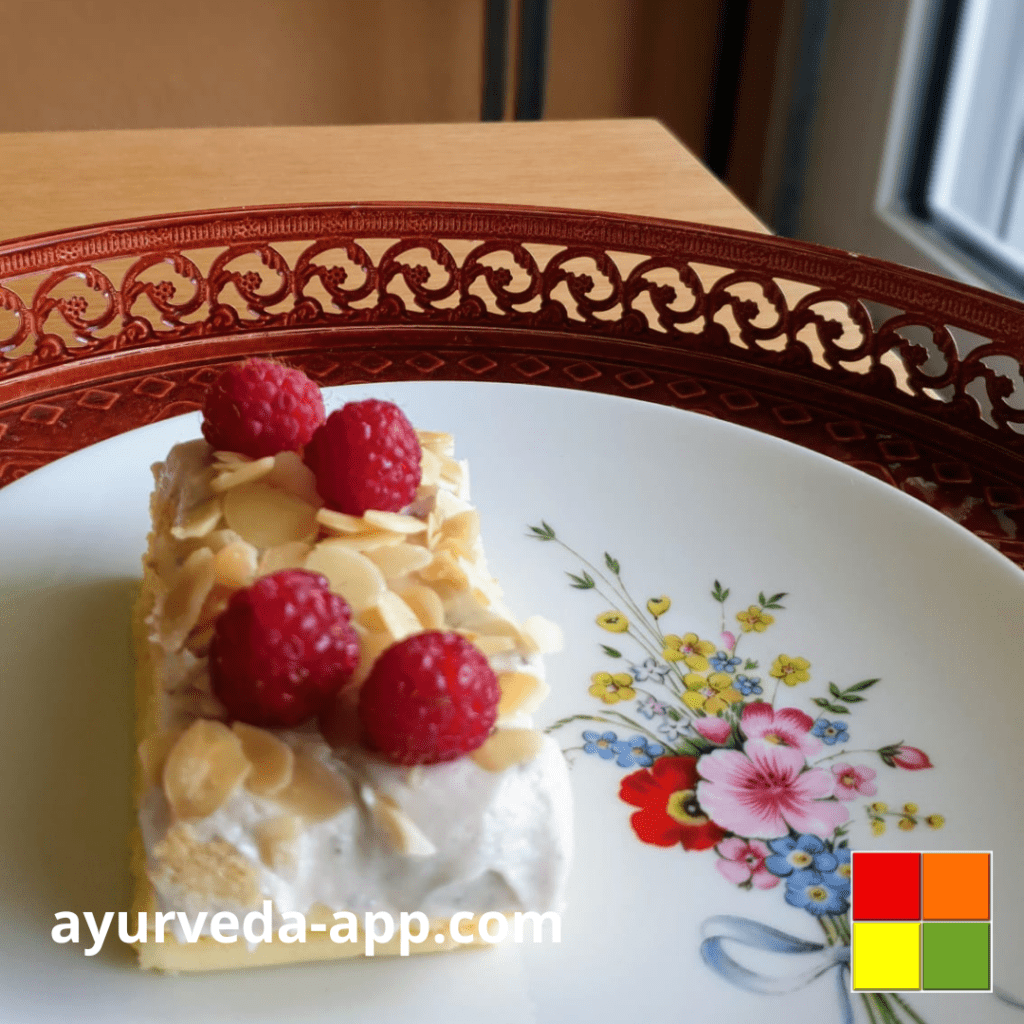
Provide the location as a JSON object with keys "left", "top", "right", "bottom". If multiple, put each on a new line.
{"left": 419, "top": 448, "right": 442, "bottom": 487}
{"left": 497, "top": 672, "right": 550, "bottom": 717}
{"left": 309, "top": 530, "right": 406, "bottom": 552}
{"left": 470, "top": 729, "right": 544, "bottom": 772}
{"left": 521, "top": 615, "right": 564, "bottom": 654}
{"left": 212, "top": 540, "right": 258, "bottom": 589}
{"left": 138, "top": 728, "right": 184, "bottom": 789}
{"left": 418, "top": 550, "right": 469, "bottom": 591}
{"left": 222, "top": 482, "right": 319, "bottom": 548}
{"left": 170, "top": 496, "right": 223, "bottom": 541}
{"left": 316, "top": 508, "right": 370, "bottom": 534}
{"left": 439, "top": 509, "right": 480, "bottom": 548}
{"left": 232, "top": 723, "right": 295, "bottom": 796}
{"left": 266, "top": 450, "right": 322, "bottom": 506}
{"left": 203, "top": 528, "right": 246, "bottom": 552}
{"left": 471, "top": 587, "right": 492, "bottom": 608}
{"left": 254, "top": 815, "right": 302, "bottom": 872}
{"left": 257, "top": 541, "right": 313, "bottom": 576}
{"left": 192, "top": 582, "right": 233, "bottom": 635}
{"left": 374, "top": 590, "right": 422, "bottom": 641}
{"left": 351, "top": 628, "right": 396, "bottom": 686}
{"left": 438, "top": 455, "right": 463, "bottom": 485}
{"left": 416, "top": 430, "right": 455, "bottom": 457}
{"left": 274, "top": 751, "right": 354, "bottom": 823}
{"left": 184, "top": 623, "right": 216, "bottom": 656}
{"left": 397, "top": 584, "right": 446, "bottom": 630}
{"left": 162, "top": 548, "right": 217, "bottom": 650}
{"left": 471, "top": 634, "right": 517, "bottom": 657}
{"left": 162, "top": 719, "right": 251, "bottom": 820}
{"left": 152, "top": 824, "right": 260, "bottom": 905}
{"left": 365, "top": 542, "right": 434, "bottom": 579}
{"left": 367, "top": 790, "right": 436, "bottom": 857}
{"left": 212, "top": 450, "right": 252, "bottom": 468}
{"left": 362, "top": 510, "right": 427, "bottom": 535}
{"left": 211, "top": 455, "right": 275, "bottom": 493}
{"left": 305, "top": 542, "right": 386, "bottom": 612}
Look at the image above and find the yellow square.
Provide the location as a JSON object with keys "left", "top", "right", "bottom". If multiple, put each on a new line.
{"left": 852, "top": 922, "right": 921, "bottom": 990}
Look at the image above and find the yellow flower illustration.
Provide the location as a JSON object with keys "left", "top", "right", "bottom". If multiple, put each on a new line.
{"left": 596, "top": 611, "right": 629, "bottom": 633}
{"left": 662, "top": 632, "right": 715, "bottom": 671}
{"left": 902, "top": 802, "right": 919, "bottom": 815}
{"left": 870, "top": 818, "right": 886, "bottom": 837}
{"left": 769, "top": 654, "right": 811, "bottom": 686}
{"left": 736, "top": 605, "right": 775, "bottom": 633}
{"left": 588, "top": 671, "right": 636, "bottom": 704}
{"left": 647, "top": 596, "right": 671, "bottom": 618}
{"left": 868, "top": 802, "right": 888, "bottom": 814}
{"left": 925, "top": 814, "right": 945, "bottom": 829}
{"left": 898, "top": 816, "right": 917, "bottom": 832}
{"left": 681, "top": 671, "right": 743, "bottom": 715}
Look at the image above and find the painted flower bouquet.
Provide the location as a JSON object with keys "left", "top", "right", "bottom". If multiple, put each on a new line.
{"left": 532, "top": 522, "right": 943, "bottom": 1024}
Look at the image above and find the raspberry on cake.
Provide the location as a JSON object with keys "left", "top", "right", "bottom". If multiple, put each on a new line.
{"left": 131, "top": 364, "right": 572, "bottom": 971}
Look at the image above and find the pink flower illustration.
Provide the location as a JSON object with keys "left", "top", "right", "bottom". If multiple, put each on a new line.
{"left": 715, "top": 837, "right": 780, "bottom": 890}
{"left": 739, "top": 702, "right": 822, "bottom": 757}
{"left": 695, "top": 716, "right": 732, "bottom": 744}
{"left": 890, "top": 745, "right": 933, "bottom": 771}
{"left": 696, "top": 741, "right": 850, "bottom": 839}
{"left": 831, "top": 762, "right": 877, "bottom": 801}
{"left": 721, "top": 630, "right": 736, "bottom": 651}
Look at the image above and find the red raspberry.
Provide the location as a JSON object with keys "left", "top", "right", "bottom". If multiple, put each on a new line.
{"left": 202, "top": 358, "right": 325, "bottom": 458}
{"left": 304, "top": 399, "right": 421, "bottom": 515}
{"left": 209, "top": 569, "right": 360, "bottom": 729}
{"left": 358, "top": 631, "right": 499, "bottom": 765}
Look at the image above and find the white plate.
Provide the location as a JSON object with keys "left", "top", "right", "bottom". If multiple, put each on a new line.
{"left": 0, "top": 380, "right": 1021, "bottom": 1024}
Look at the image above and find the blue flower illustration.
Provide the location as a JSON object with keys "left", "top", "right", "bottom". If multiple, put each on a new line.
{"left": 637, "top": 694, "right": 668, "bottom": 719}
{"left": 657, "top": 717, "right": 693, "bottom": 743}
{"left": 784, "top": 869, "right": 851, "bottom": 917}
{"left": 630, "top": 657, "right": 671, "bottom": 684}
{"left": 812, "top": 718, "right": 849, "bottom": 746}
{"left": 709, "top": 650, "right": 742, "bottom": 673}
{"left": 765, "top": 834, "right": 838, "bottom": 877}
{"left": 582, "top": 730, "right": 618, "bottom": 760}
{"left": 610, "top": 734, "right": 666, "bottom": 768}
{"left": 734, "top": 674, "right": 762, "bottom": 696}
{"left": 827, "top": 847, "right": 852, "bottom": 892}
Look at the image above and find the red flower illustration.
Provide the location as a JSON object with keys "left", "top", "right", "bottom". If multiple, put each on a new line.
{"left": 619, "top": 756, "right": 727, "bottom": 850}
{"left": 880, "top": 744, "right": 933, "bottom": 770}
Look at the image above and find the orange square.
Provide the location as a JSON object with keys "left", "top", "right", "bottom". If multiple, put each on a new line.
{"left": 922, "top": 853, "right": 990, "bottom": 920}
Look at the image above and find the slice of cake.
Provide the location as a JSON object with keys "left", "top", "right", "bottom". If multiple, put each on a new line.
{"left": 131, "top": 361, "right": 572, "bottom": 971}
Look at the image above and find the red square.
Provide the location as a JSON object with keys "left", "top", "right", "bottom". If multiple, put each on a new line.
{"left": 852, "top": 851, "right": 921, "bottom": 920}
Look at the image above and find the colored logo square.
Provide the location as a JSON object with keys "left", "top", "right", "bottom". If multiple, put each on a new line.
{"left": 852, "top": 921, "right": 921, "bottom": 990}
{"left": 852, "top": 851, "right": 921, "bottom": 920}
{"left": 922, "top": 922, "right": 991, "bottom": 990}
{"left": 922, "top": 852, "right": 990, "bottom": 920}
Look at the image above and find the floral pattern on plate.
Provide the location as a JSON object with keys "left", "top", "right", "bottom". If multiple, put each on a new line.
{"left": 532, "top": 521, "right": 947, "bottom": 1024}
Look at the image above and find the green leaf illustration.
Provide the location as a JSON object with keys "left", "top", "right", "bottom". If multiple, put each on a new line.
{"left": 601, "top": 645, "right": 622, "bottom": 658}
{"left": 528, "top": 521, "right": 556, "bottom": 541}
{"left": 712, "top": 580, "right": 730, "bottom": 603}
{"left": 828, "top": 682, "right": 842, "bottom": 698}
{"left": 744, "top": 659, "right": 758, "bottom": 670}
{"left": 811, "top": 697, "right": 849, "bottom": 714}
{"left": 758, "top": 591, "right": 766, "bottom": 605}
{"left": 846, "top": 678, "right": 880, "bottom": 692}
{"left": 567, "top": 570, "right": 595, "bottom": 590}
{"left": 604, "top": 552, "right": 621, "bottom": 574}
{"left": 839, "top": 694, "right": 865, "bottom": 703}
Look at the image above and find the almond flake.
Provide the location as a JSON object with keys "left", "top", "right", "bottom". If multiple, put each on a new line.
{"left": 351, "top": 628, "right": 397, "bottom": 686}
{"left": 310, "top": 530, "right": 406, "bottom": 552}
{"left": 232, "top": 723, "right": 295, "bottom": 796}
{"left": 418, "top": 550, "right": 469, "bottom": 590}
{"left": 397, "top": 584, "right": 446, "bottom": 630}
{"left": 375, "top": 591, "right": 422, "bottom": 641}
{"left": 438, "top": 455, "right": 463, "bottom": 485}
{"left": 305, "top": 542, "right": 387, "bottom": 612}
{"left": 170, "top": 496, "right": 223, "bottom": 540}
{"left": 362, "top": 510, "right": 427, "bottom": 535}
{"left": 162, "top": 548, "right": 217, "bottom": 650}
{"left": 471, "top": 634, "right": 517, "bottom": 657}
{"left": 212, "top": 540, "right": 258, "bottom": 589}
{"left": 254, "top": 815, "right": 302, "bottom": 872}
{"left": 419, "top": 449, "right": 442, "bottom": 487}
{"left": 416, "top": 430, "right": 455, "bottom": 457}
{"left": 257, "top": 541, "right": 313, "bottom": 576}
{"left": 366, "top": 789, "right": 436, "bottom": 857}
{"left": 162, "top": 719, "right": 251, "bottom": 820}
{"left": 266, "top": 451, "right": 321, "bottom": 506}
{"left": 222, "top": 482, "right": 319, "bottom": 548}
{"left": 521, "top": 615, "right": 564, "bottom": 654}
{"left": 439, "top": 509, "right": 479, "bottom": 547}
{"left": 153, "top": 824, "right": 260, "bottom": 905}
{"left": 470, "top": 729, "right": 544, "bottom": 772}
{"left": 365, "top": 542, "right": 434, "bottom": 579}
{"left": 138, "top": 728, "right": 184, "bottom": 789}
{"left": 316, "top": 507, "right": 372, "bottom": 534}
{"left": 497, "top": 672, "right": 549, "bottom": 717}
{"left": 211, "top": 455, "right": 275, "bottom": 493}
{"left": 274, "top": 752, "right": 354, "bottom": 823}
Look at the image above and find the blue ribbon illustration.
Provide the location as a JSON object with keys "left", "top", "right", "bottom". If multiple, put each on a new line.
{"left": 700, "top": 915, "right": 852, "bottom": 1024}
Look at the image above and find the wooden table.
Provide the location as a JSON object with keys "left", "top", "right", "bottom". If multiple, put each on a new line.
{"left": 0, "top": 119, "right": 765, "bottom": 243}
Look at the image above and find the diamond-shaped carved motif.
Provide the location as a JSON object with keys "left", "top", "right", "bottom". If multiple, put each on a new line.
{"left": 720, "top": 389, "right": 758, "bottom": 411}
{"left": 825, "top": 420, "right": 866, "bottom": 442}
{"left": 299, "top": 355, "right": 340, "bottom": 378}
{"left": 985, "top": 485, "right": 1024, "bottom": 509}
{"left": 849, "top": 460, "right": 897, "bottom": 486}
{"left": 406, "top": 353, "right": 445, "bottom": 374}
{"left": 513, "top": 357, "right": 550, "bottom": 378}
{"left": 78, "top": 389, "right": 120, "bottom": 411}
{"left": 932, "top": 461, "right": 973, "bottom": 485}
{"left": 773, "top": 404, "right": 812, "bottom": 426}
{"left": 616, "top": 369, "right": 654, "bottom": 390}
{"left": 563, "top": 362, "right": 601, "bottom": 383}
{"left": 355, "top": 354, "right": 393, "bottom": 375}
{"left": 188, "top": 367, "right": 220, "bottom": 387}
{"left": 668, "top": 379, "right": 707, "bottom": 400}
{"left": 879, "top": 439, "right": 919, "bottom": 461}
{"left": 133, "top": 376, "right": 175, "bottom": 399}
{"left": 21, "top": 403, "right": 63, "bottom": 426}
{"left": 459, "top": 354, "right": 498, "bottom": 375}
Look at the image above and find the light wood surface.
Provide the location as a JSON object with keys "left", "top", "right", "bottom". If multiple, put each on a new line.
{"left": 0, "top": 119, "right": 765, "bottom": 244}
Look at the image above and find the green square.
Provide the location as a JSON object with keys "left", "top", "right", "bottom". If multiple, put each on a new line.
{"left": 922, "top": 922, "right": 990, "bottom": 990}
